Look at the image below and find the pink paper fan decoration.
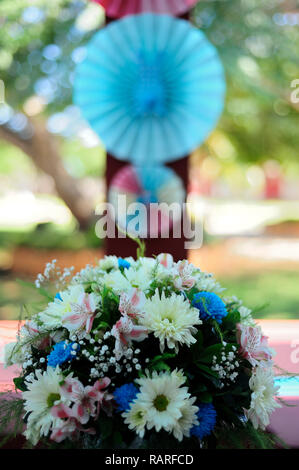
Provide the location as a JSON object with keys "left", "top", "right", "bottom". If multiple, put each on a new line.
{"left": 108, "top": 164, "right": 185, "bottom": 238}
{"left": 111, "top": 165, "right": 143, "bottom": 194}
{"left": 92, "top": 0, "right": 198, "bottom": 18}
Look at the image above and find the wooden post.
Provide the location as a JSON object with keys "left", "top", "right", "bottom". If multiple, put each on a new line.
{"left": 104, "top": 12, "right": 191, "bottom": 260}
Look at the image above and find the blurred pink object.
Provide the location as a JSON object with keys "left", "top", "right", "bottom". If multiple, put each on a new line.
{"left": 92, "top": 0, "right": 198, "bottom": 18}
{"left": 110, "top": 165, "right": 142, "bottom": 194}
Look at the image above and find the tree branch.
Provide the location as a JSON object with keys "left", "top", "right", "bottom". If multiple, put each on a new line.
{"left": 0, "top": 117, "right": 96, "bottom": 230}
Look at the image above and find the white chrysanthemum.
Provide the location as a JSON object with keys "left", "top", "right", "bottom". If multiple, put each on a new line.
{"left": 122, "top": 401, "right": 148, "bottom": 438}
{"left": 103, "top": 265, "right": 153, "bottom": 293}
{"left": 38, "top": 285, "right": 87, "bottom": 328}
{"left": 137, "top": 256, "right": 173, "bottom": 284}
{"left": 137, "top": 257, "right": 157, "bottom": 271}
{"left": 195, "top": 273, "right": 225, "bottom": 294}
{"left": 126, "top": 370, "right": 193, "bottom": 437}
{"left": 170, "top": 397, "right": 199, "bottom": 441}
{"left": 102, "top": 270, "right": 132, "bottom": 292}
{"left": 22, "top": 367, "right": 69, "bottom": 445}
{"left": 72, "top": 264, "right": 103, "bottom": 285}
{"left": 246, "top": 365, "right": 281, "bottom": 430}
{"left": 140, "top": 290, "right": 202, "bottom": 353}
{"left": 124, "top": 266, "right": 153, "bottom": 291}
{"left": 98, "top": 255, "right": 119, "bottom": 271}
{"left": 239, "top": 306, "right": 256, "bottom": 327}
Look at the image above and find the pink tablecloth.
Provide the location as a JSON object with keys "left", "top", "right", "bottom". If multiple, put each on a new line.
{"left": 0, "top": 320, "right": 298, "bottom": 447}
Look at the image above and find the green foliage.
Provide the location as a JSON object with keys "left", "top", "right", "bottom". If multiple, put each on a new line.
{"left": 0, "top": 222, "right": 102, "bottom": 251}
{"left": 0, "top": 0, "right": 297, "bottom": 171}
{"left": 193, "top": 0, "right": 299, "bottom": 165}
{"left": 214, "top": 422, "right": 288, "bottom": 449}
{"left": 219, "top": 270, "right": 299, "bottom": 319}
{"left": 196, "top": 343, "right": 224, "bottom": 364}
{"left": 0, "top": 394, "right": 25, "bottom": 447}
{"left": 13, "top": 377, "right": 27, "bottom": 392}
{"left": 149, "top": 353, "right": 177, "bottom": 373}
{"left": 100, "top": 285, "right": 120, "bottom": 326}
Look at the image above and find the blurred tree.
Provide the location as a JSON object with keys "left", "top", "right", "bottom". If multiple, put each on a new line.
{"left": 0, "top": 0, "right": 298, "bottom": 227}
{"left": 0, "top": 0, "right": 104, "bottom": 228}
{"left": 192, "top": 0, "right": 299, "bottom": 164}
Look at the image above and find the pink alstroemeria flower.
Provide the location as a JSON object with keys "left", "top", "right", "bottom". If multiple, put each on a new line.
{"left": 236, "top": 324, "right": 273, "bottom": 367}
{"left": 111, "top": 316, "right": 148, "bottom": 360}
{"left": 119, "top": 288, "right": 146, "bottom": 319}
{"left": 62, "top": 292, "right": 97, "bottom": 338}
{"left": 21, "top": 320, "right": 50, "bottom": 350}
{"left": 50, "top": 417, "right": 79, "bottom": 443}
{"left": 172, "top": 260, "right": 196, "bottom": 290}
{"left": 50, "top": 412, "right": 96, "bottom": 443}
{"left": 58, "top": 377, "right": 111, "bottom": 424}
{"left": 157, "top": 253, "right": 174, "bottom": 269}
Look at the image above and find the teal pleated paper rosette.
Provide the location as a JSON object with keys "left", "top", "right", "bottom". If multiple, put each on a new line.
{"left": 73, "top": 13, "right": 226, "bottom": 165}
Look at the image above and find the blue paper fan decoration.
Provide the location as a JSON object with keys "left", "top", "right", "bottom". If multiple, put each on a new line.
{"left": 108, "top": 164, "right": 185, "bottom": 236}
{"left": 74, "top": 13, "right": 226, "bottom": 165}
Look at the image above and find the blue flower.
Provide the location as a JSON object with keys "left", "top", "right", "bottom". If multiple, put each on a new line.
{"left": 118, "top": 258, "right": 131, "bottom": 270}
{"left": 192, "top": 292, "right": 228, "bottom": 324}
{"left": 47, "top": 341, "right": 79, "bottom": 367}
{"left": 55, "top": 292, "right": 62, "bottom": 301}
{"left": 113, "top": 383, "right": 139, "bottom": 412}
{"left": 191, "top": 403, "right": 217, "bottom": 440}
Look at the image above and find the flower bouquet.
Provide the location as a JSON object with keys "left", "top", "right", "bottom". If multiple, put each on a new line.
{"left": 2, "top": 251, "right": 281, "bottom": 449}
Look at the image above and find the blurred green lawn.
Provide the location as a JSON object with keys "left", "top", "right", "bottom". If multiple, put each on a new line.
{"left": 219, "top": 270, "right": 299, "bottom": 320}
{"left": 0, "top": 269, "right": 298, "bottom": 321}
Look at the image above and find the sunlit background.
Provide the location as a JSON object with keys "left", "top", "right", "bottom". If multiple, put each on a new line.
{"left": 0, "top": 0, "right": 299, "bottom": 321}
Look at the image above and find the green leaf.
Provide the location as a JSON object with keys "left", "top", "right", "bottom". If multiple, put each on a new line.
{"left": 13, "top": 377, "right": 27, "bottom": 392}
{"left": 16, "top": 279, "right": 54, "bottom": 302}
{"left": 94, "top": 321, "right": 110, "bottom": 331}
{"left": 151, "top": 361, "right": 171, "bottom": 372}
{"left": 194, "top": 362, "right": 219, "bottom": 378}
{"left": 196, "top": 344, "right": 223, "bottom": 364}
{"left": 113, "top": 431, "right": 123, "bottom": 446}
{"left": 100, "top": 417, "right": 113, "bottom": 440}
{"left": 222, "top": 310, "right": 241, "bottom": 329}
{"left": 192, "top": 383, "right": 208, "bottom": 394}
{"left": 198, "top": 392, "right": 213, "bottom": 404}
{"left": 150, "top": 353, "right": 176, "bottom": 365}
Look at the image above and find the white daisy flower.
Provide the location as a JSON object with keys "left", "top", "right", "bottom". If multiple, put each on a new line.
{"left": 126, "top": 370, "right": 193, "bottom": 437}
{"left": 140, "top": 290, "right": 202, "bottom": 353}
{"left": 122, "top": 401, "right": 148, "bottom": 438}
{"left": 246, "top": 365, "right": 281, "bottom": 430}
{"left": 22, "top": 367, "right": 70, "bottom": 445}
{"left": 170, "top": 396, "right": 199, "bottom": 442}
